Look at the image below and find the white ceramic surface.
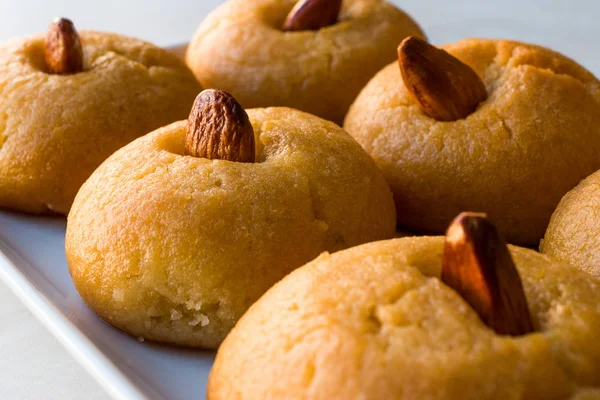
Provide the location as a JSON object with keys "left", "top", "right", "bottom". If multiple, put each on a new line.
{"left": 1, "top": 1, "right": 600, "bottom": 399}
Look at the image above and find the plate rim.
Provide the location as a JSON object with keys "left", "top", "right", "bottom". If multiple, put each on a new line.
{"left": 0, "top": 236, "right": 150, "bottom": 400}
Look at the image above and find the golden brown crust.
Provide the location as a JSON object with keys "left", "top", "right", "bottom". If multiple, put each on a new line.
{"left": 541, "top": 169, "right": 600, "bottom": 278}
{"left": 209, "top": 237, "right": 600, "bottom": 399}
{"left": 0, "top": 31, "right": 201, "bottom": 214}
{"left": 344, "top": 38, "right": 600, "bottom": 246}
{"left": 185, "top": 0, "right": 425, "bottom": 124}
{"left": 66, "top": 108, "right": 396, "bottom": 348}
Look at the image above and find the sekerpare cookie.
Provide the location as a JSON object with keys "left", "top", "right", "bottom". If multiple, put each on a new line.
{"left": 0, "top": 22, "right": 201, "bottom": 214}
{"left": 344, "top": 38, "right": 600, "bottom": 246}
{"left": 209, "top": 236, "right": 600, "bottom": 399}
{"left": 66, "top": 106, "right": 396, "bottom": 348}
{"left": 541, "top": 169, "right": 600, "bottom": 278}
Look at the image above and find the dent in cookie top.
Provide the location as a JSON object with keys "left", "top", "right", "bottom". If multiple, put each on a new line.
{"left": 0, "top": 18, "right": 191, "bottom": 78}
{"left": 193, "top": 0, "right": 425, "bottom": 46}
{"left": 147, "top": 106, "right": 363, "bottom": 167}
{"left": 354, "top": 38, "right": 599, "bottom": 120}
{"left": 396, "top": 37, "right": 600, "bottom": 122}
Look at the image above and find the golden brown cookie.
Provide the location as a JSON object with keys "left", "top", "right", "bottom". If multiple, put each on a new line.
{"left": 66, "top": 106, "right": 396, "bottom": 348}
{"left": 185, "top": 0, "right": 425, "bottom": 124}
{"left": 541, "top": 169, "right": 600, "bottom": 278}
{"left": 209, "top": 236, "right": 600, "bottom": 399}
{"left": 344, "top": 38, "right": 600, "bottom": 246}
{"left": 0, "top": 24, "right": 201, "bottom": 214}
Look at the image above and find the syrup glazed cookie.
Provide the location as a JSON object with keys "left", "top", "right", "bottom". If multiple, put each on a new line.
{"left": 66, "top": 90, "right": 396, "bottom": 348}
{"left": 0, "top": 18, "right": 201, "bottom": 214}
{"left": 541, "top": 169, "right": 600, "bottom": 278}
{"left": 185, "top": 0, "right": 425, "bottom": 124}
{"left": 344, "top": 37, "right": 600, "bottom": 246}
{"left": 209, "top": 214, "right": 600, "bottom": 400}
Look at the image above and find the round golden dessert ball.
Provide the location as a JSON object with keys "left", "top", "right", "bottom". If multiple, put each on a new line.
{"left": 66, "top": 107, "right": 396, "bottom": 348}
{"left": 541, "top": 169, "right": 600, "bottom": 278}
{"left": 185, "top": 0, "right": 425, "bottom": 124}
{"left": 209, "top": 236, "right": 600, "bottom": 400}
{"left": 344, "top": 38, "right": 600, "bottom": 246}
{"left": 0, "top": 31, "right": 201, "bottom": 215}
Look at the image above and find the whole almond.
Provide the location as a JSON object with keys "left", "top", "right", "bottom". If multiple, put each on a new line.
{"left": 283, "top": 0, "right": 342, "bottom": 32}
{"left": 44, "top": 18, "right": 83, "bottom": 75}
{"left": 398, "top": 36, "right": 487, "bottom": 122}
{"left": 185, "top": 89, "right": 255, "bottom": 163}
{"left": 442, "top": 212, "right": 534, "bottom": 336}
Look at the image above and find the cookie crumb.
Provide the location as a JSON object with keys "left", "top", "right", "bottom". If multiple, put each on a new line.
{"left": 170, "top": 309, "right": 182, "bottom": 321}
{"left": 189, "top": 314, "right": 210, "bottom": 327}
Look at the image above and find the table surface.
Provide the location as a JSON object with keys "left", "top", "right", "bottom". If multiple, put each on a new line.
{"left": 1, "top": 0, "right": 599, "bottom": 399}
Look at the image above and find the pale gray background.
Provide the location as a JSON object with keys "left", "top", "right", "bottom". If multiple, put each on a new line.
{"left": 0, "top": 0, "right": 598, "bottom": 399}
